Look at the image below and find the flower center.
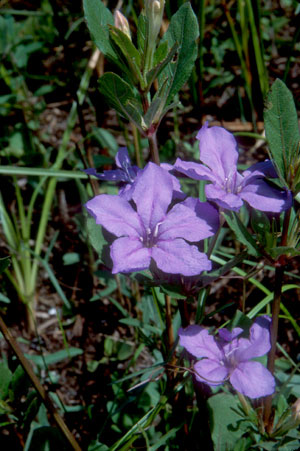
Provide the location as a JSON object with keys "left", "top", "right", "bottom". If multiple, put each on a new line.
{"left": 140, "top": 222, "right": 162, "bottom": 248}
{"left": 223, "top": 171, "right": 237, "bottom": 194}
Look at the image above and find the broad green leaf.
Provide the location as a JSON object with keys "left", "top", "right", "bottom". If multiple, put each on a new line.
{"left": 98, "top": 73, "right": 144, "bottom": 129}
{"left": 207, "top": 393, "right": 244, "bottom": 451}
{"left": 159, "top": 3, "right": 199, "bottom": 104}
{"left": 83, "top": 0, "right": 116, "bottom": 60}
{"left": 264, "top": 79, "right": 300, "bottom": 186}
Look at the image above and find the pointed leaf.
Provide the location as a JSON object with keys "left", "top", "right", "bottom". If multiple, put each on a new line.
{"left": 98, "top": 73, "right": 143, "bottom": 129}
{"left": 159, "top": 3, "right": 199, "bottom": 104}
{"left": 223, "top": 212, "right": 261, "bottom": 257}
{"left": 146, "top": 42, "right": 179, "bottom": 88}
{"left": 83, "top": 0, "right": 117, "bottom": 60}
{"left": 109, "top": 25, "right": 141, "bottom": 73}
{"left": 264, "top": 79, "right": 300, "bottom": 186}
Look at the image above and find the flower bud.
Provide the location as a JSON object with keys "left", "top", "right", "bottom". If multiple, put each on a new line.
{"left": 114, "top": 10, "right": 131, "bottom": 40}
{"left": 145, "top": 0, "right": 165, "bottom": 42}
{"left": 292, "top": 398, "right": 300, "bottom": 423}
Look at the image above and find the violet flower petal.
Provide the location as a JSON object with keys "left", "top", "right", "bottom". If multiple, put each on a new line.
{"left": 85, "top": 194, "right": 141, "bottom": 238}
{"left": 235, "top": 316, "right": 271, "bottom": 361}
{"left": 84, "top": 167, "right": 127, "bottom": 182}
{"left": 194, "top": 359, "right": 228, "bottom": 386}
{"left": 115, "top": 147, "right": 137, "bottom": 182}
{"left": 205, "top": 183, "right": 243, "bottom": 211}
{"left": 158, "top": 200, "right": 218, "bottom": 242}
{"left": 242, "top": 160, "right": 278, "bottom": 181}
{"left": 218, "top": 327, "right": 243, "bottom": 342}
{"left": 152, "top": 239, "right": 212, "bottom": 276}
{"left": 239, "top": 180, "right": 292, "bottom": 212}
{"left": 111, "top": 237, "right": 151, "bottom": 274}
{"left": 132, "top": 163, "right": 173, "bottom": 230}
{"left": 230, "top": 361, "right": 275, "bottom": 398}
{"left": 174, "top": 158, "right": 216, "bottom": 183}
{"left": 196, "top": 122, "right": 239, "bottom": 183}
{"left": 179, "top": 326, "right": 223, "bottom": 360}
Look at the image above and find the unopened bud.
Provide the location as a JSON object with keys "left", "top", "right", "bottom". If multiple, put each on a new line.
{"left": 145, "top": 0, "right": 165, "bottom": 42}
{"left": 114, "top": 10, "right": 131, "bottom": 40}
{"left": 292, "top": 398, "right": 300, "bottom": 423}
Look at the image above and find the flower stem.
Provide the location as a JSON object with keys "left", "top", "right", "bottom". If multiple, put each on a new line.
{"left": 264, "top": 208, "right": 290, "bottom": 428}
{"left": 148, "top": 131, "right": 160, "bottom": 165}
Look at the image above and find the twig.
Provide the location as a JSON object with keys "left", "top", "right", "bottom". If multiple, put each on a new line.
{"left": 0, "top": 314, "right": 81, "bottom": 451}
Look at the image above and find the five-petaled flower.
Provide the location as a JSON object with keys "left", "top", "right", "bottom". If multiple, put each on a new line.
{"left": 175, "top": 122, "right": 292, "bottom": 212}
{"left": 179, "top": 316, "right": 275, "bottom": 398}
{"left": 85, "top": 162, "right": 219, "bottom": 276}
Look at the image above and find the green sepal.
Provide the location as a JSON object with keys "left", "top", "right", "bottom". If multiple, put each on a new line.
{"left": 98, "top": 73, "right": 144, "bottom": 130}
{"left": 223, "top": 211, "right": 261, "bottom": 257}
{"left": 159, "top": 2, "right": 199, "bottom": 105}
{"left": 264, "top": 79, "right": 300, "bottom": 188}
{"left": 83, "top": 0, "right": 117, "bottom": 61}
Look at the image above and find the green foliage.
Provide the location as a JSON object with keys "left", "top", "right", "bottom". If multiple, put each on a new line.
{"left": 159, "top": 2, "right": 199, "bottom": 105}
{"left": 98, "top": 73, "right": 144, "bottom": 130}
{"left": 264, "top": 79, "right": 300, "bottom": 189}
{"left": 207, "top": 393, "right": 245, "bottom": 450}
{"left": 83, "top": 0, "right": 116, "bottom": 60}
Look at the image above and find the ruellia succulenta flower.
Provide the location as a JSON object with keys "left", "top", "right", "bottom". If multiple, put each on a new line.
{"left": 85, "top": 162, "right": 219, "bottom": 276}
{"left": 179, "top": 316, "right": 275, "bottom": 399}
{"left": 175, "top": 122, "right": 292, "bottom": 212}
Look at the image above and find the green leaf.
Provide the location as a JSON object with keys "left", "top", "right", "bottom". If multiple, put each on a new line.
{"left": 63, "top": 252, "right": 80, "bottom": 266}
{"left": 159, "top": 3, "right": 199, "bottom": 104}
{"left": 0, "top": 363, "right": 12, "bottom": 400}
{"left": 83, "top": 0, "right": 116, "bottom": 60}
{"left": 137, "top": 13, "right": 148, "bottom": 55}
{"left": 86, "top": 215, "right": 108, "bottom": 261}
{"left": 264, "top": 79, "right": 300, "bottom": 186}
{"left": 223, "top": 212, "right": 261, "bottom": 257}
{"left": 207, "top": 393, "right": 244, "bottom": 451}
{"left": 269, "top": 246, "right": 300, "bottom": 259}
{"left": 0, "top": 256, "right": 10, "bottom": 274}
{"left": 25, "top": 347, "right": 83, "bottom": 366}
{"left": 0, "top": 292, "right": 10, "bottom": 303}
{"left": 109, "top": 25, "right": 141, "bottom": 69}
{"left": 153, "top": 41, "right": 168, "bottom": 66}
{"left": 98, "top": 73, "right": 144, "bottom": 129}
{"left": 146, "top": 42, "right": 179, "bottom": 88}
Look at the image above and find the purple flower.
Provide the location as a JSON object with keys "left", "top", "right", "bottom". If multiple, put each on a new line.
{"left": 84, "top": 147, "right": 140, "bottom": 200}
{"left": 175, "top": 122, "right": 292, "bottom": 212}
{"left": 179, "top": 316, "right": 275, "bottom": 399}
{"left": 85, "top": 148, "right": 184, "bottom": 200}
{"left": 85, "top": 162, "right": 219, "bottom": 275}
